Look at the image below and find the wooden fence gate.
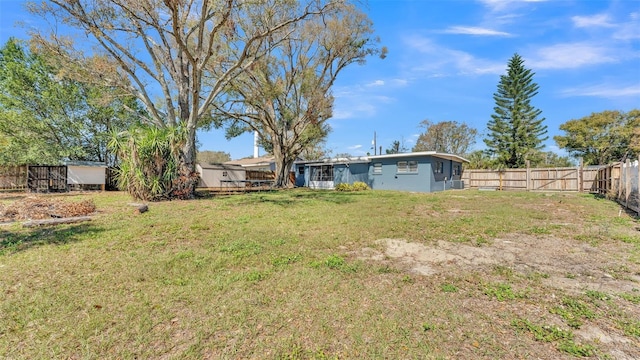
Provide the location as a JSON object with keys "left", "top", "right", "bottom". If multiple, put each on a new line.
{"left": 27, "top": 166, "right": 67, "bottom": 193}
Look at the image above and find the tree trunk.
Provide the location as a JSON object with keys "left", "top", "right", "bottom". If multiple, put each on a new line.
{"left": 273, "top": 142, "right": 293, "bottom": 188}
{"left": 174, "top": 125, "right": 199, "bottom": 198}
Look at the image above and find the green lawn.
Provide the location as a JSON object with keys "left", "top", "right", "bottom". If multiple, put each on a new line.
{"left": 1, "top": 189, "right": 639, "bottom": 359}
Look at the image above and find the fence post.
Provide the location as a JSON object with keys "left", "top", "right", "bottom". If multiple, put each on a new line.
{"left": 625, "top": 159, "right": 631, "bottom": 209}
{"left": 617, "top": 162, "right": 623, "bottom": 201}
{"left": 578, "top": 158, "right": 583, "bottom": 193}
{"left": 525, "top": 160, "right": 531, "bottom": 191}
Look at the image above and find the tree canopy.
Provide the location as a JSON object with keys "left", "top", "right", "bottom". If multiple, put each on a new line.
{"left": 554, "top": 110, "right": 639, "bottom": 165}
{"left": 484, "top": 53, "right": 547, "bottom": 168}
{"left": 412, "top": 120, "right": 477, "bottom": 155}
{"left": 29, "top": 0, "right": 353, "bottom": 197}
{"left": 213, "top": 1, "right": 384, "bottom": 187}
{"left": 197, "top": 150, "right": 231, "bottom": 165}
{"left": 0, "top": 38, "right": 140, "bottom": 166}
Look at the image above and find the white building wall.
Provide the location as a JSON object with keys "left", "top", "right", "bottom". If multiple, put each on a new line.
{"left": 67, "top": 166, "right": 106, "bottom": 185}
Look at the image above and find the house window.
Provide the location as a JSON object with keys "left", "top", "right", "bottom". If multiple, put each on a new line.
{"left": 373, "top": 163, "right": 382, "bottom": 174}
{"left": 397, "top": 161, "right": 418, "bottom": 173}
{"left": 222, "top": 171, "right": 228, "bottom": 177}
{"left": 311, "top": 165, "right": 333, "bottom": 181}
{"left": 298, "top": 166, "right": 305, "bottom": 175}
{"left": 434, "top": 161, "right": 444, "bottom": 174}
{"left": 453, "top": 164, "right": 461, "bottom": 176}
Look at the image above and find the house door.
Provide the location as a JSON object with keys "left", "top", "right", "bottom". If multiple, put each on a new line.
{"left": 27, "top": 165, "right": 67, "bottom": 193}
{"left": 309, "top": 165, "right": 334, "bottom": 189}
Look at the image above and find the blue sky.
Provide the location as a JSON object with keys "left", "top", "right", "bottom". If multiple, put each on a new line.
{"left": 1, "top": 0, "right": 639, "bottom": 160}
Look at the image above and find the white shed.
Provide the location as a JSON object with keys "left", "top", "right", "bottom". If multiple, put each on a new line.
{"left": 64, "top": 161, "right": 107, "bottom": 190}
{"left": 196, "top": 163, "right": 246, "bottom": 188}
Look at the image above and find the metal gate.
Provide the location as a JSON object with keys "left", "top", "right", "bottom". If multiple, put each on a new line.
{"left": 27, "top": 166, "right": 67, "bottom": 193}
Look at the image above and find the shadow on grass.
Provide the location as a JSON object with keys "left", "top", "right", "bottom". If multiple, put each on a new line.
{"left": 587, "top": 193, "right": 639, "bottom": 219}
{"left": 195, "top": 187, "right": 362, "bottom": 206}
{"left": 271, "top": 189, "right": 359, "bottom": 205}
{"left": 0, "top": 223, "right": 103, "bottom": 255}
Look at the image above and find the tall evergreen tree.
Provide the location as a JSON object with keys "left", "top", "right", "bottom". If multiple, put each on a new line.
{"left": 484, "top": 53, "right": 547, "bottom": 168}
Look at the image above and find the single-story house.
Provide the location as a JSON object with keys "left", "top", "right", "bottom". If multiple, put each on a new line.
{"left": 295, "top": 151, "right": 468, "bottom": 192}
{"left": 196, "top": 163, "right": 246, "bottom": 188}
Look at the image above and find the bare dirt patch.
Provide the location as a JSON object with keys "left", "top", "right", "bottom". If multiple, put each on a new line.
{"left": 355, "top": 235, "right": 640, "bottom": 359}
{"left": 0, "top": 196, "right": 96, "bottom": 222}
{"left": 359, "top": 235, "right": 639, "bottom": 294}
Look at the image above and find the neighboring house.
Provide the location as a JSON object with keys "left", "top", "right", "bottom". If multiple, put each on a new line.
{"left": 296, "top": 151, "right": 468, "bottom": 192}
{"left": 196, "top": 163, "right": 246, "bottom": 188}
{"left": 225, "top": 155, "right": 276, "bottom": 172}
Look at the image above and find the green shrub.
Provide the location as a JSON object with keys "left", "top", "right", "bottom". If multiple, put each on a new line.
{"left": 335, "top": 183, "right": 352, "bottom": 191}
{"left": 351, "top": 181, "right": 370, "bottom": 191}
{"left": 334, "top": 181, "right": 370, "bottom": 192}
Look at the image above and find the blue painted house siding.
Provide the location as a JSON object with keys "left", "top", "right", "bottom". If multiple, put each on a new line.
{"left": 295, "top": 164, "right": 306, "bottom": 187}
{"left": 295, "top": 152, "right": 466, "bottom": 193}
{"left": 334, "top": 163, "right": 369, "bottom": 185}
{"left": 369, "top": 156, "right": 431, "bottom": 192}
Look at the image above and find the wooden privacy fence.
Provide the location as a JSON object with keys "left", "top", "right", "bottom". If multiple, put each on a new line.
{"left": 27, "top": 165, "right": 68, "bottom": 193}
{"left": 246, "top": 170, "right": 275, "bottom": 181}
{"left": 592, "top": 158, "right": 639, "bottom": 215}
{"left": 245, "top": 170, "right": 295, "bottom": 184}
{"left": 0, "top": 165, "right": 28, "bottom": 191}
{"left": 462, "top": 163, "right": 598, "bottom": 192}
{"left": 1, "top": 163, "right": 108, "bottom": 192}
{"left": 461, "top": 157, "right": 640, "bottom": 215}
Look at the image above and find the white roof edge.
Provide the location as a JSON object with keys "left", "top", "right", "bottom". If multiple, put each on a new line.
{"left": 296, "top": 152, "right": 469, "bottom": 164}
{"left": 63, "top": 160, "right": 107, "bottom": 167}
{"left": 295, "top": 156, "right": 370, "bottom": 164}
{"left": 368, "top": 151, "right": 469, "bottom": 163}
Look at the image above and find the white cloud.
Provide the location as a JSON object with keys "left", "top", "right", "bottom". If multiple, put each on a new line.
{"left": 332, "top": 87, "right": 395, "bottom": 120}
{"left": 528, "top": 42, "right": 619, "bottom": 69}
{"left": 443, "top": 26, "right": 512, "bottom": 37}
{"left": 571, "top": 12, "right": 640, "bottom": 40}
{"left": 348, "top": 144, "right": 363, "bottom": 150}
{"left": 404, "top": 36, "right": 505, "bottom": 76}
{"left": 614, "top": 21, "right": 640, "bottom": 40}
{"left": 560, "top": 84, "right": 640, "bottom": 98}
{"left": 366, "top": 80, "right": 385, "bottom": 87}
{"left": 572, "top": 13, "right": 615, "bottom": 28}
{"left": 478, "top": 0, "right": 548, "bottom": 12}
{"left": 391, "top": 78, "right": 409, "bottom": 87}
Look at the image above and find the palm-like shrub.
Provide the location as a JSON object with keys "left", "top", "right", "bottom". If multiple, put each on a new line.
{"left": 109, "top": 123, "right": 197, "bottom": 201}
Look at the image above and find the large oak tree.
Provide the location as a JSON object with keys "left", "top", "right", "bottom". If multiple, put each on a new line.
{"left": 213, "top": 1, "right": 384, "bottom": 187}
{"left": 29, "top": 0, "right": 344, "bottom": 197}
